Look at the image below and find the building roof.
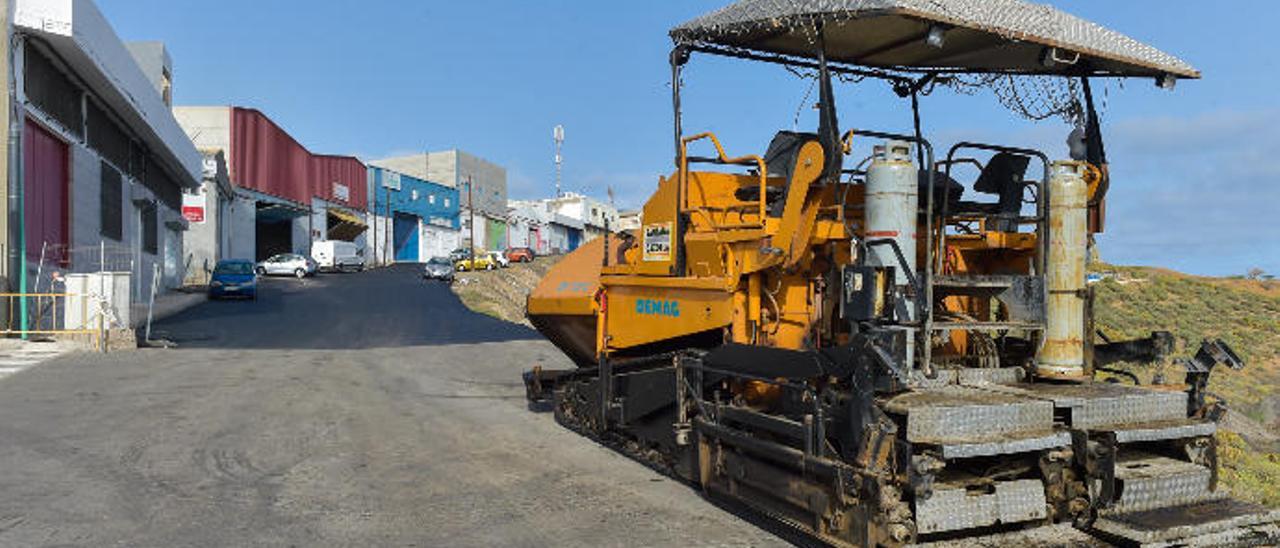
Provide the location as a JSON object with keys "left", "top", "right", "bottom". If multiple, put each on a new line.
{"left": 672, "top": 0, "right": 1199, "bottom": 79}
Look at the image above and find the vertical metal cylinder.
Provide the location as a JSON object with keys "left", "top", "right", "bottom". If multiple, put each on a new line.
{"left": 1038, "top": 161, "right": 1089, "bottom": 379}
{"left": 865, "top": 141, "right": 918, "bottom": 319}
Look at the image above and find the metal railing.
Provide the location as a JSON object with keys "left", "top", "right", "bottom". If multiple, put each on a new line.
{"left": 0, "top": 292, "right": 106, "bottom": 351}
{"left": 679, "top": 132, "right": 770, "bottom": 229}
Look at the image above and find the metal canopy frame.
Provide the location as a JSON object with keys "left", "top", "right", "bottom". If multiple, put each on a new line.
{"left": 671, "top": 0, "right": 1201, "bottom": 80}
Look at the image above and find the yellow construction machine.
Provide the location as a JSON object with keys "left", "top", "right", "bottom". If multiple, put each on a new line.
{"left": 523, "top": 1, "right": 1279, "bottom": 545}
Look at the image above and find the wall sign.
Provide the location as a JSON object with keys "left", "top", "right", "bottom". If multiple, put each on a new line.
{"left": 181, "top": 192, "right": 206, "bottom": 224}
{"left": 201, "top": 155, "right": 218, "bottom": 179}
{"left": 334, "top": 182, "right": 350, "bottom": 202}
{"left": 643, "top": 222, "right": 671, "bottom": 262}
{"left": 383, "top": 171, "right": 401, "bottom": 190}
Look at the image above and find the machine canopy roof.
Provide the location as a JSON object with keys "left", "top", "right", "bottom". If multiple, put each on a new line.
{"left": 672, "top": 0, "right": 1200, "bottom": 79}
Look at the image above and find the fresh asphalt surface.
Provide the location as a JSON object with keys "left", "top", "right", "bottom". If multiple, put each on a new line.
{"left": 153, "top": 264, "right": 539, "bottom": 349}
{"left": 0, "top": 265, "right": 786, "bottom": 547}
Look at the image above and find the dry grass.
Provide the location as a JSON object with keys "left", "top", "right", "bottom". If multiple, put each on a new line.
{"left": 450, "top": 256, "right": 561, "bottom": 326}
{"left": 1093, "top": 264, "right": 1280, "bottom": 506}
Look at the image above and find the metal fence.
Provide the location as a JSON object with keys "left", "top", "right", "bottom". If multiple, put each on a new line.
{"left": 0, "top": 292, "right": 104, "bottom": 350}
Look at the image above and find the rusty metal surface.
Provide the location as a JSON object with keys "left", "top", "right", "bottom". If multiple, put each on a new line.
{"left": 989, "top": 381, "right": 1188, "bottom": 429}
{"left": 1040, "top": 161, "right": 1089, "bottom": 378}
{"left": 937, "top": 430, "right": 1070, "bottom": 459}
{"left": 1103, "top": 451, "right": 1221, "bottom": 514}
{"left": 915, "top": 478, "right": 1047, "bottom": 535}
{"left": 1110, "top": 418, "right": 1216, "bottom": 444}
{"left": 909, "top": 366, "right": 1024, "bottom": 388}
{"left": 1092, "top": 499, "right": 1280, "bottom": 546}
{"left": 885, "top": 386, "right": 1054, "bottom": 444}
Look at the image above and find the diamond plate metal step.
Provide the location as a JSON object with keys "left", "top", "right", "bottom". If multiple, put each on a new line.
{"left": 883, "top": 386, "right": 1055, "bottom": 445}
{"left": 1109, "top": 418, "right": 1216, "bottom": 444}
{"left": 1092, "top": 498, "right": 1280, "bottom": 547}
{"left": 982, "top": 382, "right": 1188, "bottom": 429}
{"left": 1104, "top": 451, "right": 1223, "bottom": 515}
{"left": 915, "top": 478, "right": 1048, "bottom": 535}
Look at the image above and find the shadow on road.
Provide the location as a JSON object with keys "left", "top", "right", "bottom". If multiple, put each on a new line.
{"left": 152, "top": 264, "right": 540, "bottom": 350}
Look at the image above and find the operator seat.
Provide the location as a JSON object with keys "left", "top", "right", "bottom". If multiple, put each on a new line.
{"left": 951, "top": 152, "right": 1031, "bottom": 232}
{"left": 919, "top": 170, "right": 965, "bottom": 213}
{"left": 739, "top": 131, "right": 818, "bottom": 217}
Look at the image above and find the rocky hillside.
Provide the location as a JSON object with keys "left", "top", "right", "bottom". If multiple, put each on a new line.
{"left": 1091, "top": 265, "right": 1280, "bottom": 506}
{"left": 450, "top": 256, "right": 560, "bottom": 327}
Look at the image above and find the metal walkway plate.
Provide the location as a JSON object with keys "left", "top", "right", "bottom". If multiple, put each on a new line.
{"left": 884, "top": 385, "right": 1055, "bottom": 445}
{"left": 1105, "top": 452, "right": 1221, "bottom": 514}
{"left": 1092, "top": 499, "right": 1280, "bottom": 547}
{"left": 916, "top": 478, "right": 1047, "bottom": 535}
{"left": 983, "top": 382, "right": 1188, "bottom": 429}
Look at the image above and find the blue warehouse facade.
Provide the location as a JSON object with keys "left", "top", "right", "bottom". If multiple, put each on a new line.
{"left": 367, "top": 167, "right": 461, "bottom": 263}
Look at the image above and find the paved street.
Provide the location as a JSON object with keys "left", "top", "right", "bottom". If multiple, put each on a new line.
{"left": 0, "top": 266, "right": 784, "bottom": 547}
{"left": 0, "top": 342, "right": 68, "bottom": 381}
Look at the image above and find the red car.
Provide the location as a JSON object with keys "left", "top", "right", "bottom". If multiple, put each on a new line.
{"left": 505, "top": 247, "right": 535, "bottom": 263}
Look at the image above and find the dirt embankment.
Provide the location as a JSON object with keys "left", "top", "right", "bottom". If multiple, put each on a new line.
{"left": 450, "top": 256, "right": 561, "bottom": 326}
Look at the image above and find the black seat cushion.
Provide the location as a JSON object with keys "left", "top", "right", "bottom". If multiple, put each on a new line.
{"left": 761, "top": 131, "right": 819, "bottom": 217}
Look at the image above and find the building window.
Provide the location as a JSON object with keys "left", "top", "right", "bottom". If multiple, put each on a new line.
{"left": 24, "top": 43, "right": 83, "bottom": 137}
{"left": 161, "top": 68, "right": 173, "bottom": 107}
{"left": 100, "top": 162, "right": 123, "bottom": 240}
{"left": 429, "top": 194, "right": 436, "bottom": 205}
{"left": 141, "top": 204, "right": 158, "bottom": 254}
{"left": 445, "top": 198, "right": 450, "bottom": 208}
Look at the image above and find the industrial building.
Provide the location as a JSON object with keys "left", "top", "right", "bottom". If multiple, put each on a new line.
{"left": 367, "top": 166, "right": 459, "bottom": 263}
{"left": 371, "top": 150, "right": 507, "bottom": 251}
{"left": 10, "top": 0, "right": 201, "bottom": 303}
{"left": 506, "top": 192, "right": 616, "bottom": 254}
{"left": 181, "top": 150, "right": 255, "bottom": 285}
{"left": 173, "top": 106, "right": 368, "bottom": 261}
{"left": 617, "top": 210, "right": 641, "bottom": 231}
{"left": 507, "top": 200, "right": 583, "bottom": 254}
{"left": 538, "top": 192, "right": 618, "bottom": 243}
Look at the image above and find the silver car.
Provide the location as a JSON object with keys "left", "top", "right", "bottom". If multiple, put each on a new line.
{"left": 423, "top": 257, "right": 454, "bottom": 282}
{"left": 256, "top": 253, "right": 318, "bottom": 278}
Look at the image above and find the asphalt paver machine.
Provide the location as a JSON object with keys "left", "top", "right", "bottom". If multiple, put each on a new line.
{"left": 523, "top": 1, "right": 1280, "bottom": 545}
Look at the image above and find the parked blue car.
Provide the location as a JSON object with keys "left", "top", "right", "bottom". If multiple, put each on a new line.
{"left": 208, "top": 259, "right": 258, "bottom": 300}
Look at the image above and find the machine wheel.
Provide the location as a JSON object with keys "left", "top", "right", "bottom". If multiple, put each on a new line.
{"left": 294, "top": 268, "right": 307, "bottom": 279}
{"left": 255, "top": 267, "right": 266, "bottom": 276}
{"left": 486, "top": 263, "right": 496, "bottom": 271}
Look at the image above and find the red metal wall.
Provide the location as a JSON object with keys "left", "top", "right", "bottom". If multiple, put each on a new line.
{"left": 229, "top": 108, "right": 366, "bottom": 211}
{"left": 24, "top": 117, "right": 69, "bottom": 262}
{"left": 311, "top": 155, "right": 367, "bottom": 210}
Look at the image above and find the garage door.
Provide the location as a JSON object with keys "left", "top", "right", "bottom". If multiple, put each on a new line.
{"left": 24, "top": 118, "right": 69, "bottom": 263}
{"left": 393, "top": 213, "right": 419, "bottom": 262}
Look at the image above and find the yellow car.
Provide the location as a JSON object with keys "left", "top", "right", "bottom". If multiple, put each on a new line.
{"left": 455, "top": 255, "right": 497, "bottom": 271}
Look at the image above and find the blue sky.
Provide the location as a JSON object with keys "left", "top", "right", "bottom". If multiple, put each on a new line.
{"left": 98, "top": 1, "right": 1277, "bottom": 277}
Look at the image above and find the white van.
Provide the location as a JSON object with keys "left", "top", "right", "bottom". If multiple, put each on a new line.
{"left": 311, "top": 240, "right": 364, "bottom": 272}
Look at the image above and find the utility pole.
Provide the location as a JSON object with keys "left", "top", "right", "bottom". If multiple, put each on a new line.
{"left": 553, "top": 125, "right": 564, "bottom": 198}
{"left": 0, "top": 0, "right": 13, "bottom": 299}
{"left": 384, "top": 185, "right": 391, "bottom": 265}
{"left": 466, "top": 175, "right": 476, "bottom": 251}
{"left": 1, "top": 0, "right": 22, "bottom": 334}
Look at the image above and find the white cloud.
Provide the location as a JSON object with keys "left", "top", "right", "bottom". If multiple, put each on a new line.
{"left": 1098, "top": 108, "right": 1280, "bottom": 276}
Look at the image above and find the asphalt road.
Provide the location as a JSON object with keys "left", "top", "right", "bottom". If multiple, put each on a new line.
{"left": 0, "top": 265, "right": 785, "bottom": 547}
{"left": 152, "top": 265, "right": 539, "bottom": 349}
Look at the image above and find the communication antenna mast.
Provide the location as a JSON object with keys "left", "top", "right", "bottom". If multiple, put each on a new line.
{"left": 553, "top": 125, "right": 565, "bottom": 198}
